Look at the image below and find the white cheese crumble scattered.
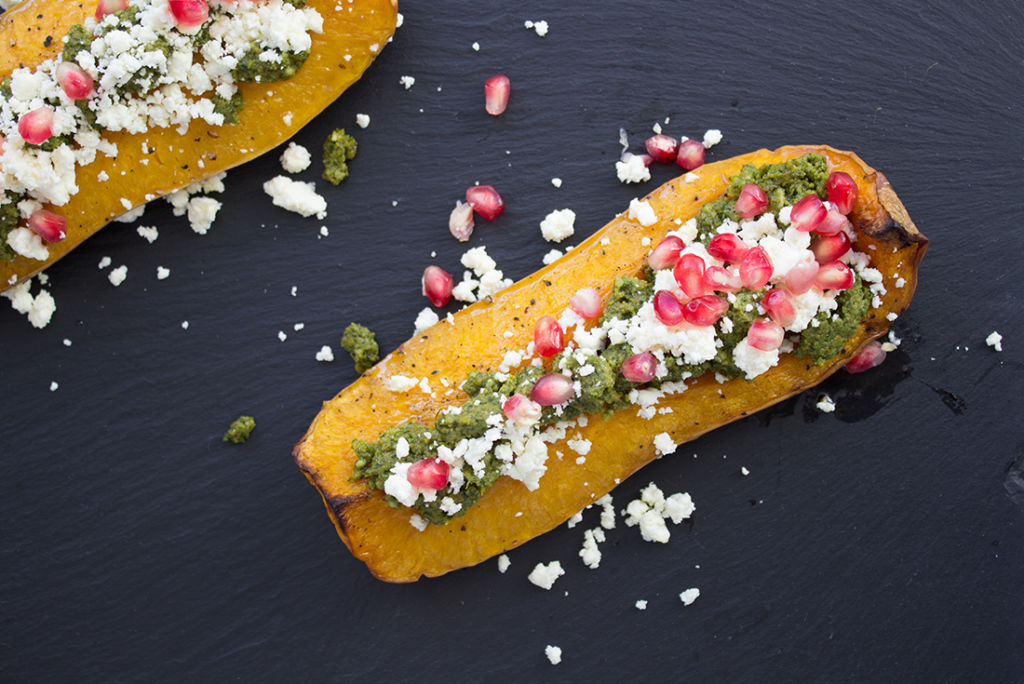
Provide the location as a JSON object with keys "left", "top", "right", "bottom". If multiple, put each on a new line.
{"left": 471, "top": 41, "right": 480, "bottom": 51}
{"left": 49, "top": 381, "right": 59, "bottom": 392}
{"left": 6, "top": 227, "right": 49, "bottom": 261}
{"left": 280, "top": 142, "right": 312, "bottom": 173}
{"left": 409, "top": 514, "right": 428, "bottom": 532}
{"left": 114, "top": 204, "right": 146, "bottom": 223}
{"left": 635, "top": 600, "right": 648, "bottom": 610}
{"left": 399, "top": 75, "right": 416, "bottom": 90}
{"left": 741, "top": 466, "right": 750, "bottom": 476}
{"left": 627, "top": 198, "right": 658, "bottom": 226}
{"left": 551, "top": 177, "right": 562, "bottom": 188}
{"left": 524, "top": 19, "right": 549, "bottom": 37}
{"left": 732, "top": 338, "right": 780, "bottom": 379}
{"left": 623, "top": 483, "right": 694, "bottom": 543}
{"left": 702, "top": 129, "right": 723, "bottom": 148}
{"left": 816, "top": 394, "right": 836, "bottom": 413}
{"left": 413, "top": 307, "right": 440, "bottom": 335}
{"left": 542, "top": 249, "right": 563, "bottom": 265}
{"left": 186, "top": 197, "right": 221, "bottom": 235}
{"left": 679, "top": 588, "right": 700, "bottom": 606}
{"left": 385, "top": 375, "right": 419, "bottom": 392}
{"left": 616, "top": 154, "right": 651, "bottom": 184}
{"left": 653, "top": 432, "right": 676, "bottom": 455}
{"left": 136, "top": 225, "right": 159, "bottom": 243}
{"left": 262, "top": 176, "right": 327, "bottom": 219}
{"left": 986, "top": 331, "right": 1003, "bottom": 352}
{"left": 108, "top": 265, "right": 127, "bottom": 287}
{"left": 539, "top": 208, "right": 576, "bottom": 243}
{"left": 579, "top": 527, "right": 605, "bottom": 569}
{"left": 277, "top": 331, "right": 288, "bottom": 342}
{"left": 544, "top": 645, "right": 562, "bottom": 665}
{"left": 497, "top": 554, "right": 511, "bottom": 574}
{"left": 315, "top": 345, "right": 334, "bottom": 362}
{"left": 528, "top": 560, "right": 565, "bottom": 590}
{"left": 3, "top": 279, "right": 57, "bottom": 328}
{"left": 156, "top": 266, "right": 170, "bottom": 280}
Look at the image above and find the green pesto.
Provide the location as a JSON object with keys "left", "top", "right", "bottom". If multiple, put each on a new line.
{"left": 232, "top": 46, "right": 310, "bottom": 83}
{"left": 211, "top": 91, "right": 244, "bottom": 125}
{"left": 118, "top": 35, "right": 174, "bottom": 96}
{"left": 0, "top": 192, "right": 24, "bottom": 261}
{"left": 62, "top": 24, "right": 92, "bottom": 63}
{"left": 283, "top": 0, "right": 308, "bottom": 6}
{"left": 600, "top": 274, "right": 653, "bottom": 324}
{"left": 223, "top": 415, "right": 256, "bottom": 444}
{"left": 433, "top": 394, "right": 502, "bottom": 445}
{"left": 0, "top": 76, "right": 13, "bottom": 100}
{"left": 75, "top": 100, "right": 101, "bottom": 130}
{"left": 340, "top": 322, "right": 380, "bottom": 374}
{"left": 796, "top": 278, "right": 872, "bottom": 364}
{"left": 321, "top": 129, "right": 358, "bottom": 185}
{"left": 27, "top": 133, "right": 75, "bottom": 152}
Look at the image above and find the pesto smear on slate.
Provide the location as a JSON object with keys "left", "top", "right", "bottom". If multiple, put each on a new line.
{"left": 341, "top": 322, "right": 380, "bottom": 374}
{"left": 351, "top": 154, "right": 885, "bottom": 527}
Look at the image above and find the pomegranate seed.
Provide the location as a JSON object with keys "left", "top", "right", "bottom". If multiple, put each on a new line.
{"left": 682, "top": 295, "right": 728, "bottom": 327}
{"left": 465, "top": 185, "right": 504, "bottom": 221}
{"left": 676, "top": 139, "right": 705, "bottom": 170}
{"left": 652, "top": 290, "right": 685, "bottom": 326}
{"left": 761, "top": 288, "right": 796, "bottom": 327}
{"left": 845, "top": 340, "right": 886, "bottom": 373}
{"left": 407, "top": 458, "right": 450, "bottom": 490}
{"left": 56, "top": 62, "right": 94, "bottom": 100}
{"left": 168, "top": 0, "right": 209, "bottom": 28}
{"left": 530, "top": 373, "right": 575, "bottom": 406}
{"left": 94, "top": 0, "right": 127, "bottom": 20}
{"left": 484, "top": 74, "right": 510, "bottom": 116}
{"left": 789, "top": 194, "right": 827, "bottom": 232}
{"left": 621, "top": 351, "right": 657, "bottom": 383}
{"left": 707, "top": 233, "right": 749, "bottom": 264}
{"left": 739, "top": 246, "right": 773, "bottom": 289}
{"left": 673, "top": 253, "right": 706, "bottom": 299}
{"left": 827, "top": 171, "right": 859, "bottom": 215}
{"left": 644, "top": 134, "right": 679, "bottom": 164}
{"left": 814, "top": 261, "right": 854, "bottom": 290}
{"left": 448, "top": 200, "right": 475, "bottom": 241}
{"left": 815, "top": 207, "right": 849, "bottom": 236}
{"left": 703, "top": 265, "right": 742, "bottom": 293}
{"left": 811, "top": 232, "right": 851, "bottom": 264}
{"left": 784, "top": 261, "right": 819, "bottom": 295}
{"left": 421, "top": 265, "right": 454, "bottom": 307}
{"left": 533, "top": 315, "right": 565, "bottom": 357}
{"left": 734, "top": 183, "right": 768, "bottom": 218}
{"left": 27, "top": 210, "right": 67, "bottom": 243}
{"left": 17, "top": 107, "right": 54, "bottom": 146}
{"left": 569, "top": 287, "right": 603, "bottom": 319}
{"left": 622, "top": 151, "right": 653, "bottom": 167}
{"left": 747, "top": 319, "right": 784, "bottom": 351}
{"left": 503, "top": 393, "right": 542, "bottom": 424}
{"left": 647, "top": 235, "right": 684, "bottom": 271}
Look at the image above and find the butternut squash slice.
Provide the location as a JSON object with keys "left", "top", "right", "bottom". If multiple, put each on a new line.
{"left": 293, "top": 145, "right": 928, "bottom": 582}
{"left": 0, "top": 0, "right": 398, "bottom": 290}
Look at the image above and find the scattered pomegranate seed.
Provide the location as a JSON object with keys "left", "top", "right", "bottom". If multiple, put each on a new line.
{"left": 484, "top": 74, "right": 510, "bottom": 116}
{"left": 17, "top": 107, "right": 54, "bottom": 146}
{"left": 734, "top": 183, "right": 768, "bottom": 218}
{"left": 682, "top": 295, "right": 728, "bottom": 327}
{"left": 533, "top": 315, "right": 566, "bottom": 357}
{"left": 407, "top": 458, "right": 450, "bottom": 490}
{"left": 845, "top": 340, "right": 886, "bottom": 373}
{"left": 647, "top": 235, "right": 684, "bottom": 271}
{"left": 813, "top": 261, "right": 854, "bottom": 290}
{"left": 761, "top": 288, "right": 796, "bottom": 327}
{"left": 448, "top": 201, "right": 475, "bottom": 241}
{"left": 644, "top": 134, "right": 679, "bottom": 164}
{"left": 94, "top": 0, "right": 127, "bottom": 20}
{"left": 621, "top": 351, "right": 657, "bottom": 383}
{"left": 676, "top": 139, "right": 705, "bottom": 170}
{"left": 465, "top": 185, "right": 504, "bottom": 221}
{"left": 56, "top": 62, "right": 94, "bottom": 100}
{"left": 739, "top": 246, "right": 773, "bottom": 289}
{"left": 703, "top": 265, "right": 742, "bottom": 293}
{"left": 27, "top": 210, "right": 67, "bottom": 243}
{"left": 811, "top": 232, "right": 851, "bottom": 264}
{"left": 622, "top": 151, "right": 654, "bottom": 167}
{"left": 652, "top": 290, "right": 685, "bottom": 326}
{"left": 168, "top": 0, "right": 209, "bottom": 28}
{"left": 421, "top": 265, "right": 454, "bottom": 307}
{"left": 673, "top": 253, "right": 706, "bottom": 299}
{"left": 747, "top": 319, "right": 784, "bottom": 351}
{"left": 707, "top": 233, "right": 749, "bottom": 264}
{"left": 789, "top": 194, "right": 827, "bottom": 232}
{"left": 783, "top": 261, "right": 819, "bottom": 295}
{"left": 503, "top": 393, "right": 542, "bottom": 424}
{"left": 814, "top": 207, "right": 849, "bottom": 236}
{"left": 569, "top": 287, "right": 603, "bottom": 319}
{"left": 530, "top": 373, "right": 575, "bottom": 406}
{"left": 827, "top": 171, "right": 859, "bottom": 215}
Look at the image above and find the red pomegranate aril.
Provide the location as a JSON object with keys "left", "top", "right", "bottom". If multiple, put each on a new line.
{"left": 56, "top": 62, "right": 94, "bottom": 100}
{"left": 811, "top": 232, "right": 851, "bottom": 264}
{"left": 739, "top": 246, "right": 773, "bottom": 289}
{"left": 673, "top": 253, "right": 706, "bottom": 299}
{"left": 789, "top": 194, "right": 827, "bottom": 232}
{"left": 761, "top": 288, "right": 796, "bottom": 327}
{"left": 533, "top": 315, "right": 565, "bottom": 357}
{"left": 814, "top": 207, "right": 849, "bottom": 236}
{"left": 652, "top": 290, "right": 685, "bottom": 326}
{"left": 569, "top": 287, "right": 603, "bottom": 319}
{"left": 448, "top": 201, "right": 475, "bottom": 241}
{"left": 747, "top": 319, "right": 784, "bottom": 351}
{"left": 95, "top": 0, "right": 127, "bottom": 20}
{"left": 676, "top": 139, "right": 705, "bottom": 170}
{"left": 421, "top": 265, "right": 454, "bottom": 307}
{"left": 845, "top": 340, "right": 886, "bottom": 374}
{"left": 647, "top": 235, "right": 684, "bottom": 271}
{"left": 707, "top": 233, "right": 749, "bottom": 264}
{"left": 734, "top": 183, "right": 768, "bottom": 218}
{"left": 530, "top": 373, "right": 575, "bottom": 406}
{"left": 17, "top": 107, "right": 54, "bottom": 145}
{"left": 682, "top": 295, "right": 728, "bottom": 327}
{"left": 27, "top": 210, "right": 67, "bottom": 243}
{"left": 465, "top": 184, "right": 505, "bottom": 221}
{"left": 784, "top": 260, "right": 819, "bottom": 295}
{"left": 814, "top": 261, "right": 854, "bottom": 290}
{"left": 622, "top": 151, "right": 654, "bottom": 167}
{"left": 621, "top": 351, "right": 657, "bottom": 384}
{"left": 827, "top": 171, "right": 859, "bottom": 215}
{"left": 503, "top": 393, "right": 542, "bottom": 424}
{"left": 169, "top": 0, "right": 209, "bottom": 28}
{"left": 484, "top": 74, "right": 510, "bottom": 115}
{"left": 644, "top": 134, "right": 679, "bottom": 164}
{"left": 703, "top": 265, "right": 742, "bottom": 293}
{"left": 407, "top": 458, "right": 450, "bottom": 490}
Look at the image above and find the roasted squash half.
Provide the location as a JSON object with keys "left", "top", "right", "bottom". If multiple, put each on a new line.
{"left": 0, "top": 0, "right": 398, "bottom": 290}
{"left": 293, "top": 145, "right": 928, "bottom": 582}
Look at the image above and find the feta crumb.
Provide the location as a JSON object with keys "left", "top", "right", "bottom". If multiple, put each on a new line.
{"left": 278, "top": 331, "right": 288, "bottom": 342}
{"left": 181, "top": 321, "right": 189, "bottom": 330}
{"left": 98, "top": 256, "right": 112, "bottom": 269}
{"left": 355, "top": 113, "right": 370, "bottom": 129}
{"left": 544, "top": 645, "right": 562, "bottom": 665}
{"left": 315, "top": 345, "right": 334, "bottom": 362}
{"left": 280, "top": 142, "right": 312, "bottom": 173}
{"left": 409, "top": 514, "right": 428, "bottom": 532}
{"left": 635, "top": 600, "right": 648, "bottom": 610}
{"left": 653, "top": 432, "right": 676, "bottom": 455}
{"left": 263, "top": 176, "right": 327, "bottom": 219}
{"left": 108, "top": 265, "right": 128, "bottom": 287}
{"left": 539, "top": 208, "right": 576, "bottom": 243}
{"left": 413, "top": 307, "right": 440, "bottom": 335}
{"left": 528, "top": 560, "right": 565, "bottom": 590}
{"left": 567, "top": 511, "right": 583, "bottom": 529}
{"left": 679, "top": 587, "right": 700, "bottom": 606}
{"left": 616, "top": 154, "right": 651, "bottom": 184}
{"left": 627, "top": 198, "right": 658, "bottom": 227}
{"left": 63, "top": 339, "right": 72, "bottom": 347}
{"left": 816, "top": 394, "right": 836, "bottom": 413}
{"left": 551, "top": 177, "right": 562, "bottom": 188}
{"left": 136, "top": 225, "right": 159, "bottom": 243}
{"left": 524, "top": 19, "right": 549, "bottom": 37}
{"left": 399, "top": 75, "right": 416, "bottom": 90}
{"left": 497, "top": 554, "right": 511, "bottom": 574}
{"left": 471, "top": 41, "right": 480, "bottom": 51}
{"left": 385, "top": 375, "right": 419, "bottom": 392}
{"left": 986, "top": 331, "right": 1003, "bottom": 352}
{"left": 49, "top": 381, "right": 59, "bottom": 391}
{"left": 156, "top": 266, "right": 170, "bottom": 280}
{"left": 703, "top": 129, "right": 723, "bottom": 148}
{"left": 542, "top": 249, "right": 563, "bottom": 265}
{"left": 741, "top": 466, "right": 750, "bottom": 476}
{"left": 187, "top": 197, "right": 222, "bottom": 235}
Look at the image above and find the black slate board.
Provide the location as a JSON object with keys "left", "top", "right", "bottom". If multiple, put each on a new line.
{"left": 2, "top": 1, "right": 1022, "bottom": 681}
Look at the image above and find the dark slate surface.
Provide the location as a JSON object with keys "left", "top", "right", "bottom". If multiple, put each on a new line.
{"left": 2, "top": 1, "right": 1022, "bottom": 681}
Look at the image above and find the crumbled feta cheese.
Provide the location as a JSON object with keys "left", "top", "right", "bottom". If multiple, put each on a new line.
{"left": 567, "top": 511, "right": 583, "bottom": 529}
{"left": 385, "top": 375, "right": 419, "bottom": 392}
{"left": 732, "top": 338, "right": 780, "bottom": 380}
{"left": 579, "top": 528, "right": 605, "bottom": 569}
{"left": 277, "top": 331, "right": 288, "bottom": 342}
{"left": 986, "top": 331, "right": 1003, "bottom": 352}
{"left": 187, "top": 197, "right": 221, "bottom": 234}
{"left": 551, "top": 177, "right": 562, "bottom": 188}
{"left": 280, "top": 142, "right": 312, "bottom": 173}
{"left": 817, "top": 394, "right": 836, "bottom": 413}
{"left": 524, "top": 19, "right": 549, "bottom": 37}
{"left": 542, "top": 249, "right": 563, "bottom": 265}
{"left": 616, "top": 154, "right": 651, "bottom": 184}
{"left": 741, "top": 466, "right": 750, "bottom": 476}
{"left": 413, "top": 307, "right": 440, "bottom": 335}
{"left": 156, "top": 266, "right": 170, "bottom": 280}
{"left": 635, "top": 600, "right": 648, "bottom": 610}
{"left": 627, "top": 198, "right": 658, "bottom": 226}
{"left": 471, "top": 41, "right": 480, "bottom": 51}
{"left": 6, "top": 227, "right": 49, "bottom": 261}
{"left": 679, "top": 588, "right": 700, "bottom": 605}
{"left": 702, "top": 129, "right": 723, "bottom": 148}
{"left": 108, "top": 265, "right": 127, "bottom": 287}
{"left": 497, "top": 554, "right": 511, "bottom": 573}
{"left": 528, "top": 561, "right": 565, "bottom": 590}
{"left": 663, "top": 492, "right": 695, "bottom": 524}
{"left": 544, "top": 645, "right": 562, "bottom": 665}
{"left": 136, "top": 225, "right": 159, "bottom": 243}
{"left": 539, "top": 208, "right": 576, "bottom": 242}
{"left": 653, "top": 432, "right": 676, "bottom": 455}
{"left": 399, "top": 75, "right": 416, "bottom": 90}
{"left": 315, "top": 345, "right": 334, "bottom": 362}
{"left": 409, "top": 514, "right": 428, "bottom": 532}
{"left": 355, "top": 113, "right": 370, "bottom": 128}
{"left": 114, "top": 203, "right": 146, "bottom": 223}
{"left": 262, "top": 176, "right": 327, "bottom": 219}
{"left": 49, "top": 381, "right": 59, "bottom": 392}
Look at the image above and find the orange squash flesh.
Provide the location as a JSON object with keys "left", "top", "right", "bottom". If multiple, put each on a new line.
{"left": 0, "top": 0, "right": 398, "bottom": 290}
{"left": 292, "top": 145, "right": 928, "bottom": 583}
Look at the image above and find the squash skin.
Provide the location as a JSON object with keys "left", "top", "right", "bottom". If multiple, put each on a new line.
{"left": 0, "top": 0, "right": 398, "bottom": 290}
{"left": 292, "top": 145, "right": 928, "bottom": 583}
